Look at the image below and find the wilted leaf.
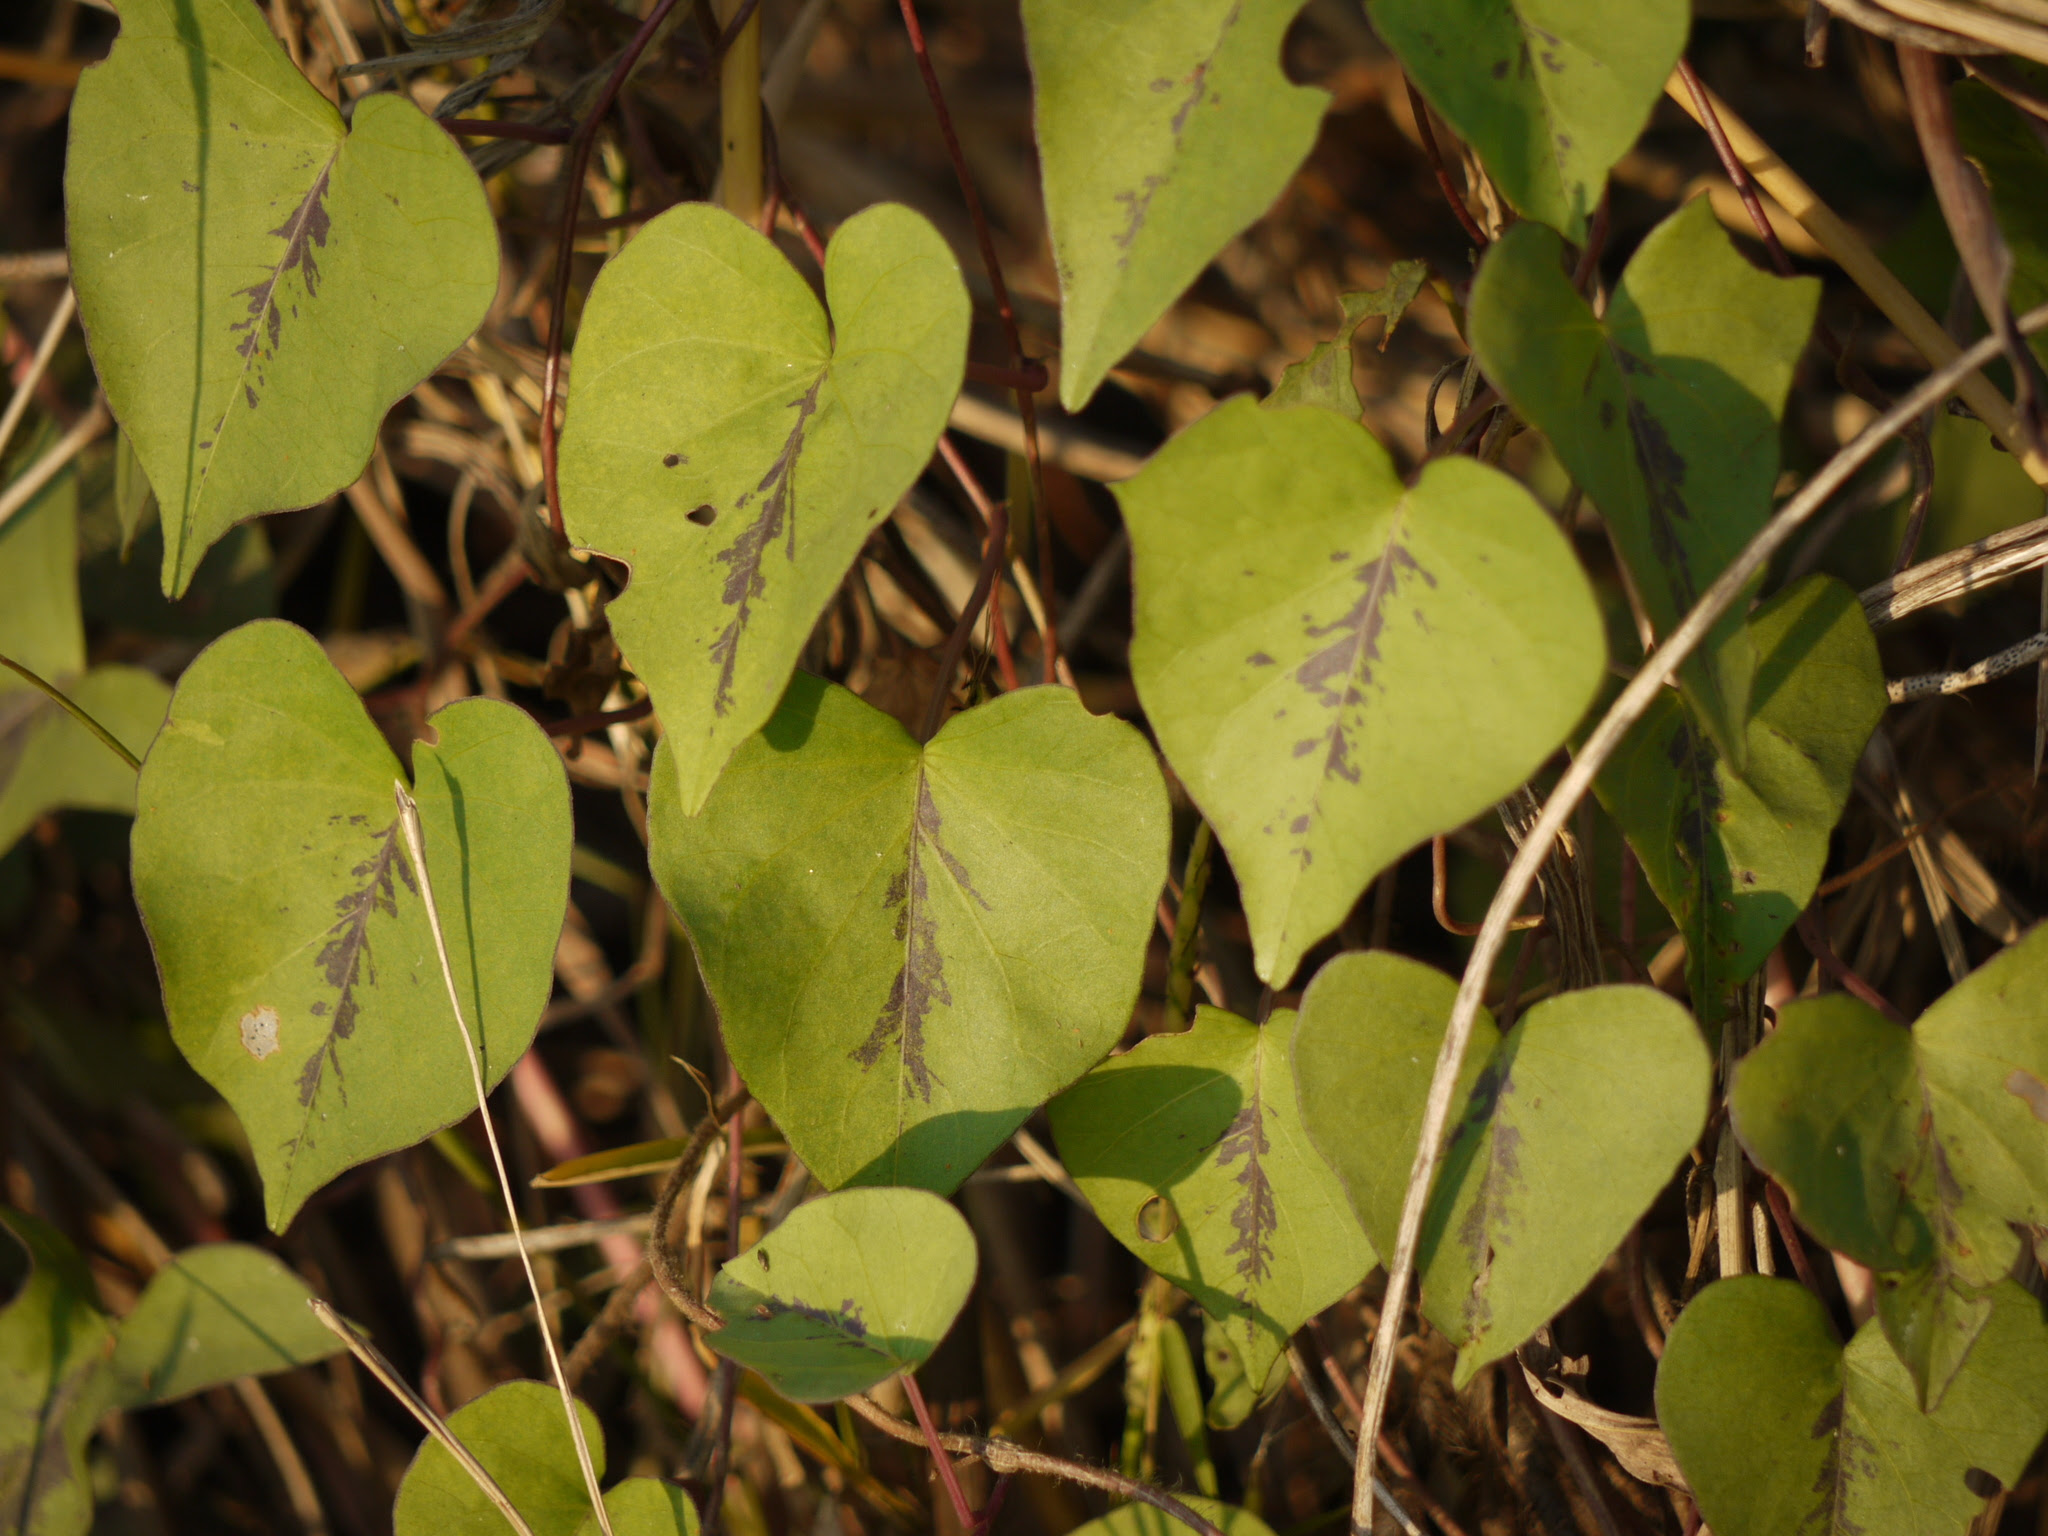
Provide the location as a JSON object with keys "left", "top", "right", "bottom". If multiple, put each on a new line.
{"left": 1023, "top": 0, "right": 1327, "bottom": 411}
{"left": 1368, "top": 0, "right": 1687, "bottom": 240}
{"left": 66, "top": 0, "right": 498, "bottom": 596}
{"left": 393, "top": 1380, "right": 605, "bottom": 1536}
{"left": 1295, "top": 951, "right": 1709, "bottom": 1381}
{"left": 1050, "top": 1006, "right": 1376, "bottom": 1387}
{"left": 132, "top": 621, "right": 570, "bottom": 1229}
{"left": 1266, "top": 262, "right": 1430, "bottom": 418}
{"left": 1658, "top": 1277, "right": 2048, "bottom": 1536}
{"left": 1595, "top": 575, "right": 1884, "bottom": 1034}
{"left": 1732, "top": 929, "right": 2048, "bottom": 1406}
{"left": 649, "top": 675, "right": 1167, "bottom": 1192}
{"left": 559, "top": 203, "right": 968, "bottom": 815}
{"left": 108, "top": 1244, "right": 342, "bottom": 1407}
{"left": 1117, "top": 396, "right": 1604, "bottom": 985}
{"left": 0, "top": 1210, "right": 111, "bottom": 1536}
{"left": 1469, "top": 199, "right": 1819, "bottom": 761}
{"left": 706, "top": 1188, "right": 976, "bottom": 1402}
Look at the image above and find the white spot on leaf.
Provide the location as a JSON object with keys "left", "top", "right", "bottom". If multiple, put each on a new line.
{"left": 240, "top": 1005, "right": 281, "bottom": 1060}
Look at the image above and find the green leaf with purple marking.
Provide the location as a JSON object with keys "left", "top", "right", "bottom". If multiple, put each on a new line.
{"left": 65, "top": 0, "right": 498, "bottom": 598}
{"left": 559, "top": 202, "right": 969, "bottom": 816}
{"left": 1117, "top": 395, "right": 1604, "bottom": 986}
{"left": 1294, "top": 951, "right": 1710, "bottom": 1382}
{"left": 1732, "top": 924, "right": 2048, "bottom": 1408}
{"left": 131, "top": 620, "right": 570, "bottom": 1230}
{"left": 1266, "top": 262, "right": 1431, "bottom": 418}
{"left": 1048, "top": 1006, "right": 1377, "bottom": 1388}
{"left": 1593, "top": 575, "right": 1884, "bottom": 1037}
{"left": 1368, "top": 0, "right": 1686, "bottom": 240}
{"left": 707, "top": 1188, "right": 976, "bottom": 1403}
{"left": 1658, "top": 1277, "right": 2048, "bottom": 1536}
{"left": 1469, "top": 199, "right": 1820, "bottom": 762}
{"left": 649, "top": 675, "right": 1168, "bottom": 1193}
{"left": 1023, "top": 0, "right": 1328, "bottom": 410}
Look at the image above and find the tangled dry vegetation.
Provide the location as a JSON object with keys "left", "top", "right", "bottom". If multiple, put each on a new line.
{"left": 7, "top": 0, "right": 2048, "bottom": 1533}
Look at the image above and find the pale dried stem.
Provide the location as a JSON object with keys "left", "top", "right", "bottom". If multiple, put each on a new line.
{"left": 0, "top": 394, "right": 110, "bottom": 533}
{"left": 1345, "top": 306, "right": 2048, "bottom": 1536}
{"left": 0, "top": 283, "right": 76, "bottom": 469}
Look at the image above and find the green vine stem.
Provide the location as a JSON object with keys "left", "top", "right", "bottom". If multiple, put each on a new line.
{"left": 719, "top": 0, "right": 764, "bottom": 225}
{"left": 1161, "top": 820, "right": 1212, "bottom": 1032}
{"left": 0, "top": 652, "right": 143, "bottom": 773}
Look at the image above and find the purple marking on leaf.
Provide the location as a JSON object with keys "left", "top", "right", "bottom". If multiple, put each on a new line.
{"left": 1217, "top": 1088, "right": 1276, "bottom": 1291}
{"left": 1111, "top": 2, "right": 1242, "bottom": 255}
{"left": 851, "top": 777, "right": 988, "bottom": 1103}
{"left": 226, "top": 156, "right": 336, "bottom": 411}
{"left": 1452, "top": 1056, "right": 1523, "bottom": 1340}
{"left": 761, "top": 1295, "right": 872, "bottom": 1340}
{"left": 708, "top": 377, "right": 826, "bottom": 717}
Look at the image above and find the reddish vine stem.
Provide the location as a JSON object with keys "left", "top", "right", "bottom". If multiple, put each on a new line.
{"left": 935, "top": 433, "right": 1022, "bottom": 691}
{"left": 541, "top": 697, "right": 653, "bottom": 737}
{"left": 1403, "top": 76, "right": 1489, "bottom": 249}
{"left": 1678, "top": 60, "right": 1796, "bottom": 280}
{"left": 902, "top": 1371, "right": 979, "bottom": 1531}
{"left": 894, "top": 0, "right": 1058, "bottom": 684}
{"left": 444, "top": 118, "right": 572, "bottom": 143}
{"left": 444, "top": 554, "right": 531, "bottom": 650}
{"left": 1763, "top": 1178, "right": 1838, "bottom": 1334}
{"left": 1794, "top": 909, "right": 1908, "bottom": 1024}
{"left": 919, "top": 473, "right": 1011, "bottom": 742}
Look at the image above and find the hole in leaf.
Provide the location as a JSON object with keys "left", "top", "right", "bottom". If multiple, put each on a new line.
{"left": 688, "top": 505, "right": 717, "bottom": 526}
{"left": 1965, "top": 1468, "right": 2002, "bottom": 1498}
{"left": 757, "top": 1247, "right": 771, "bottom": 1270}
{"left": 1136, "top": 1194, "right": 1177, "bottom": 1243}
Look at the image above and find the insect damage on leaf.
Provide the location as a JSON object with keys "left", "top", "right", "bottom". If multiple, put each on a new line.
{"left": 1617, "top": 362, "right": 1701, "bottom": 621}
{"left": 1453, "top": 1057, "right": 1525, "bottom": 1340}
{"left": 1216, "top": 1096, "right": 1276, "bottom": 1290}
{"left": 851, "top": 777, "right": 989, "bottom": 1103}
{"left": 708, "top": 377, "right": 825, "bottom": 717}
{"left": 294, "top": 816, "right": 415, "bottom": 1126}
{"left": 225, "top": 157, "right": 337, "bottom": 418}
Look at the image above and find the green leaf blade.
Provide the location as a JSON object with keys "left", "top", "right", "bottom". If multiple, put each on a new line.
{"left": 706, "top": 1188, "right": 976, "bottom": 1402}
{"left": 1025, "top": 0, "right": 1328, "bottom": 410}
{"left": 0, "top": 1210, "right": 113, "bottom": 1536}
{"left": 1118, "top": 398, "right": 1605, "bottom": 984}
{"left": 560, "top": 203, "right": 969, "bottom": 815}
{"left": 108, "top": 1244, "right": 343, "bottom": 1407}
{"left": 393, "top": 1380, "right": 605, "bottom": 1536}
{"left": 67, "top": 0, "right": 499, "bottom": 596}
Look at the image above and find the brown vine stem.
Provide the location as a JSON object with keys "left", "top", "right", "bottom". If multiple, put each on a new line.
{"left": 1344, "top": 304, "right": 2048, "bottom": 1536}
{"left": 1403, "top": 77, "right": 1490, "bottom": 250}
{"left": 645, "top": 1086, "right": 752, "bottom": 1333}
{"left": 842, "top": 1391, "right": 1226, "bottom": 1536}
{"left": 934, "top": 434, "right": 1023, "bottom": 691}
{"left": 894, "top": 0, "right": 1058, "bottom": 684}
{"left": 920, "top": 461, "right": 1012, "bottom": 742}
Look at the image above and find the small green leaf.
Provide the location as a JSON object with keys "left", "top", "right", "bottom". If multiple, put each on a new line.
{"left": 1265, "top": 262, "right": 1431, "bottom": 418}
{"left": 575, "top": 1479, "right": 699, "bottom": 1536}
{"left": 66, "top": 0, "right": 498, "bottom": 597}
{"left": 1295, "top": 951, "right": 1709, "bottom": 1382}
{"left": 1050, "top": 1006, "right": 1376, "bottom": 1387}
{"left": 1595, "top": 575, "right": 1884, "bottom": 1033}
{"left": 0, "top": 451, "right": 171, "bottom": 856}
{"left": 108, "top": 1244, "right": 342, "bottom": 1408}
{"left": 1117, "top": 396, "right": 1604, "bottom": 985}
{"left": 1198, "top": 1311, "right": 1283, "bottom": 1430}
{"left": 559, "top": 203, "right": 968, "bottom": 815}
{"left": 706, "top": 1187, "right": 976, "bottom": 1402}
{"left": 649, "top": 675, "right": 1167, "bottom": 1192}
{"left": 112, "top": 429, "right": 156, "bottom": 558}
{"left": 1067, "top": 1494, "right": 1277, "bottom": 1536}
{"left": 1732, "top": 929, "right": 2048, "bottom": 1405}
{"left": 132, "top": 621, "right": 571, "bottom": 1229}
{"left": 1368, "top": 0, "right": 1687, "bottom": 240}
{"left": 534, "top": 1137, "right": 691, "bottom": 1188}
{"left": 1658, "top": 1277, "right": 2048, "bottom": 1536}
{"left": 0, "top": 1210, "right": 112, "bottom": 1536}
{"left": 1023, "top": 0, "right": 1328, "bottom": 410}
{"left": 1469, "top": 200, "right": 1819, "bottom": 760}
{"left": 393, "top": 1380, "right": 605, "bottom": 1536}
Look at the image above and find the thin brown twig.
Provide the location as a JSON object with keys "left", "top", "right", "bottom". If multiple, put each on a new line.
{"left": 919, "top": 466, "right": 1012, "bottom": 742}
{"left": 1794, "top": 909, "right": 1908, "bottom": 1024}
{"left": 646, "top": 1088, "right": 751, "bottom": 1331}
{"left": 894, "top": 0, "right": 1057, "bottom": 683}
{"left": 1403, "top": 77, "right": 1490, "bottom": 249}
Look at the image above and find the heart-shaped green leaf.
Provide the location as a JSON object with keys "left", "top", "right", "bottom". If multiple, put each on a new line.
{"left": 108, "top": 1244, "right": 343, "bottom": 1408}
{"left": 0, "top": 1210, "right": 112, "bottom": 1536}
{"left": 1068, "top": 1495, "right": 1277, "bottom": 1536}
{"left": 1469, "top": 199, "right": 1819, "bottom": 761}
{"left": 706, "top": 1187, "right": 976, "bottom": 1402}
{"left": 1116, "top": 396, "right": 1604, "bottom": 986}
{"left": 66, "top": 0, "right": 498, "bottom": 598}
{"left": 0, "top": 458, "right": 169, "bottom": 855}
{"left": 1658, "top": 1276, "right": 2048, "bottom": 1536}
{"left": 1021, "top": 0, "right": 1327, "bottom": 411}
{"left": 1265, "top": 263, "right": 1430, "bottom": 418}
{"left": 1732, "top": 928, "right": 2048, "bottom": 1406}
{"left": 1049, "top": 1006, "right": 1376, "bottom": 1388}
{"left": 575, "top": 1479, "right": 699, "bottom": 1536}
{"left": 559, "top": 203, "right": 968, "bottom": 815}
{"left": 1367, "top": 0, "right": 1687, "bottom": 241}
{"left": 1595, "top": 575, "right": 1884, "bottom": 1033}
{"left": 131, "top": 620, "right": 571, "bottom": 1229}
{"left": 393, "top": 1380, "right": 605, "bottom": 1536}
{"left": 1295, "top": 951, "right": 1709, "bottom": 1382}
{"left": 649, "top": 674, "right": 1167, "bottom": 1192}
